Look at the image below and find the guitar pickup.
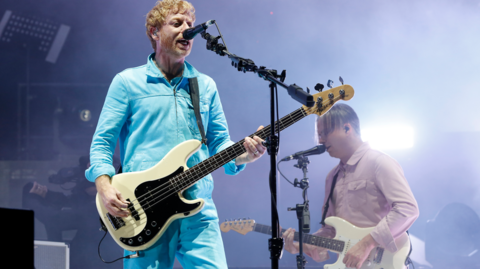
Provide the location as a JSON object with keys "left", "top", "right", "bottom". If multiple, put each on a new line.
{"left": 107, "top": 213, "right": 125, "bottom": 230}
{"left": 127, "top": 198, "right": 140, "bottom": 221}
{"left": 373, "top": 247, "right": 384, "bottom": 263}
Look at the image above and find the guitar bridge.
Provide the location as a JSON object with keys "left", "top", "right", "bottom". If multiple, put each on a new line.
{"left": 107, "top": 213, "right": 125, "bottom": 230}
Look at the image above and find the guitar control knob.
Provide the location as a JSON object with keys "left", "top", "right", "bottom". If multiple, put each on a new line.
{"left": 138, "top": 236, "right": 143, "bottom": 242}
{"left": 128, "top": 239, "right": 133, "bottom": 245}
{"left": 151, "top": 221, "right": 157, "bottom": 227}
{"left": 146, "top": 229, "right": 151, "bottom": 236}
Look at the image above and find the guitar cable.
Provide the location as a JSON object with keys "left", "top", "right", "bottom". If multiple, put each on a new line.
{"left": 98, "top": 220, "right": 143, "bottom": 263}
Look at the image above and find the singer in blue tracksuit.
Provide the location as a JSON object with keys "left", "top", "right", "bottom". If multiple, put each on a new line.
{"left": 85, "top": 1, "right": 266, "bottom": 268}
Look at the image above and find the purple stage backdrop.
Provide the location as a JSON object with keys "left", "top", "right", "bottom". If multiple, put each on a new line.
{"left": 1, "top": 0, "right": 479, "bottom": 268}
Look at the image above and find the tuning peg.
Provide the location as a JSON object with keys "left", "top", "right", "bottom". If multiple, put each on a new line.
{"left": 327, "top": 80, "right": 334, "bottom": 89}
{"left": 314, "top": 83, "right": 324, "bottom": 92}
{"left": 339, "top": 76, "right": 344, "bottom": 85}
{"left": 306, "top": 87, "right": 311, "bottom": 93}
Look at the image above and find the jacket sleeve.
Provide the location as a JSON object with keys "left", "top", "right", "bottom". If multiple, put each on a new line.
{"left": 204, "top": 79, "right": 246, "bottom": 175}
{"left": 85, "top": 74, "right": 129, "bottom": 182}
{"left": 370, "top": 155, "right": 419, "bottom": 253}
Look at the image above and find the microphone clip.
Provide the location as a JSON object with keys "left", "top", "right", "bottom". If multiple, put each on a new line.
{"left": 201, "top": 32, "right": 227, "bottom": 56}
{"left": 293, "top": 177, "right": 309, "bottom": 190}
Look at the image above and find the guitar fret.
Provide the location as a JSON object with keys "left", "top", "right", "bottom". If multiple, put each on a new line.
{"left": 168, "top": 108, "right": 309, "bottom": 193}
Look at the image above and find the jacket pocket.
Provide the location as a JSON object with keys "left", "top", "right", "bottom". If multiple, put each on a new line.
{"left": 186, "top": 99, "right": 209, "bottom": 139}
{"left": 346, "top": 180, "right": 367, "bottom": 210}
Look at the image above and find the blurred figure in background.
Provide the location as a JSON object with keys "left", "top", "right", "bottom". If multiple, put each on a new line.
{"left": 23, "top": 155, "right": 122, "bottom": 269}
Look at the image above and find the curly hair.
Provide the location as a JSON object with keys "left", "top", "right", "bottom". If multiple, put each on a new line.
{"left": 145, "top": 0, "right": 196, "bottom": 50}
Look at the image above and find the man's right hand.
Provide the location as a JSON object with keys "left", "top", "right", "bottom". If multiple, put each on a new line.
{"left": 95, "top": 175, "right": 130, "bottom": 217}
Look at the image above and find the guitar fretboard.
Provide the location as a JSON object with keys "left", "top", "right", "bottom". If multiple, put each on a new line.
{"left": 168, "top": 107, "right": 308, "bottom": 191}
{"left": 253, "top": 223, "right": 344, "bottom": 252}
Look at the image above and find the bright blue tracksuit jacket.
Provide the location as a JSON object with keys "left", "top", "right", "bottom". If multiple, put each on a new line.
{"left": 85, "top": 53, "right": 245, "bottom": 269}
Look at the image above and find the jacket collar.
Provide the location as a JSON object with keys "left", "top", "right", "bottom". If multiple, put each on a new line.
{"left": 345, "top": 142, "right": 370, "bottom": 166}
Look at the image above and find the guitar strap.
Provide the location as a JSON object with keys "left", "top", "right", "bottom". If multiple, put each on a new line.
{"left": 189, "top": 77, "right": 207, "bottom": 145}
{"left": 320, "top": 170, "right": 340, "bottom": 226}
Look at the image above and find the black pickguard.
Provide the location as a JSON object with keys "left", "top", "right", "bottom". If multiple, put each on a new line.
{"left": 118, "top": 166, "right": 202, "bottom": 248}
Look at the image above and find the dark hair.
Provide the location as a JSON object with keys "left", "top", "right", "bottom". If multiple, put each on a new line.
{"left": 316, "top": 103, "right": 361, "bottom": 137}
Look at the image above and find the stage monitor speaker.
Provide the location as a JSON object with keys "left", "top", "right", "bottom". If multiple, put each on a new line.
{"left": 0, "top": 207, "right": 34, "bottom": 268}
{"left": 34, "top": 241, "right": 70, "bottom": 269}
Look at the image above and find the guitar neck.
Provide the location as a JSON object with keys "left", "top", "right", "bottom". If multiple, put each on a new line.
{"left": 170, "top": 107, "right": 308, "bottom": 190}
{"left": 253, "top": 223, "right": 344, "bottom": 252}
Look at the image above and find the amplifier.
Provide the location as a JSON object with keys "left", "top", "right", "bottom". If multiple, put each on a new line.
{"left": 34, "top": 240, "right": 69, "bottom": 269}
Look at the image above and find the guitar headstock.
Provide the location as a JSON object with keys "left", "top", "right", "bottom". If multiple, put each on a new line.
{"left": 302, "top": 84, "right": 355, "bottom": 117}
{"left": 220, "top": 218, "right": 256, "bottom": 235}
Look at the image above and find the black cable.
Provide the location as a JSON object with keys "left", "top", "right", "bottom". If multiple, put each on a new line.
{"left": 277, "top": 160, "right": 294, "bottom": 186}
{"left": 98, "top": 230, "right": 131, "bottom": 263}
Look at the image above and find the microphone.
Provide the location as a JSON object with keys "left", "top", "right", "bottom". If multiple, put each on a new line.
{"left": 182, "top": 20, "right": 215, "bottom": 40}
{"left": 281, "top": 145, "right": 326, "bottom": 161}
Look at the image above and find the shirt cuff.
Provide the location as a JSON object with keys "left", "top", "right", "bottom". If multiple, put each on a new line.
{"left": 223, "top": 158, "right": 246, "bottom": 175}
{"left": 370, "top": 218, "right": 398, "bottom": 253}
{"left": 85, "top": 163, "right": 116, "bottom": 182}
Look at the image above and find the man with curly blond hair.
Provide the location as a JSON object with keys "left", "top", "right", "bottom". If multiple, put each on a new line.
{"left": 86, "top": 0, "right": 266, "bottom": 268}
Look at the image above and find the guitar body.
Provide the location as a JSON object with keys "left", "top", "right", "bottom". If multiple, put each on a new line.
{"left": 324, "top": 217, "right": 410, "bottom": 269}
{"left": 96, "top": 140, "right": 205, "bottom": 251}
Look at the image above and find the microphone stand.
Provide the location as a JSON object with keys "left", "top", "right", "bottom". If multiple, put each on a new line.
{"left": 200, "top": 28, "right": 314, "bottom": 269}
{"left": 288, "top": 155, "right": 311, "bottom": 269}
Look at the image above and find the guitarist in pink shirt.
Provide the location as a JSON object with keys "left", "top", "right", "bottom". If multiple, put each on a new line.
{"left": 283, "top": 103, "right": 419, "bottom": 269}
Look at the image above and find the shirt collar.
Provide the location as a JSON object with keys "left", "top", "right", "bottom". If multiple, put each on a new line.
{"left": 345, "top": 142, "right": 371, "bottom": 166}
{"left": 145, "top": 53, "right": 200, "bottom": 79}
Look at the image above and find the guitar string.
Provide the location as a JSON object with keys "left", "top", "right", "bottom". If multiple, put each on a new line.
{"left": 128, "top": 95, "right": 339, "bottom": 209}
{"left": 228, "top": 222, "right": 344, "bottom": 252}
{"left": 123, "top": 107, "right": 313, "bottom": 221}
{"left": 118, "top": 98, "right": 337, "bottom": 223}
{"left": 116, "top": 95, "right": 345, "bottom": 224}
{"left": 118, "top": 109, "right": 306, "bottom": 222}
{"left": 252, "top": 223, "right": 345, "bottom": 251}
{"left": 123, "top": 107, "right": 303, "bottom": 210}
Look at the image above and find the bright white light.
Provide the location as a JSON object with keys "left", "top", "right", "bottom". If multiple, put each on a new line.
{"left": 361, "top": 125, "right": 414, "bottom": 150}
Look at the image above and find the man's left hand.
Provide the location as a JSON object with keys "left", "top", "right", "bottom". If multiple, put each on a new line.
{"left": 343, "top": 234, "right": 378, "bottom": 269}
{"left": 30, "top": 181, "right": 48, "bottom": 198}
{"left": 235, "top": 126, "right": 266, "bottom": 165}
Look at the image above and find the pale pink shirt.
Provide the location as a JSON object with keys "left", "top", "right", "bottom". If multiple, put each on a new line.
{"left": 306, "top": 142, "right": 419, "bottom": 262}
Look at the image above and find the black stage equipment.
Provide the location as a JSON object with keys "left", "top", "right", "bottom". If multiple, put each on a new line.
{"left": 182, "top": 20, "right": 215, "bottom": 40}
{"left": 425, "top": 202, "right": 480, "bottom": 268}
{"left": 198, "top": 21, "right": 317, "bottom": 269}
{"left": 281, "top": 145, "right": 325, "bottom": 161}
{"left": 0, "top": 207, "right": 34, "bottom": 268}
